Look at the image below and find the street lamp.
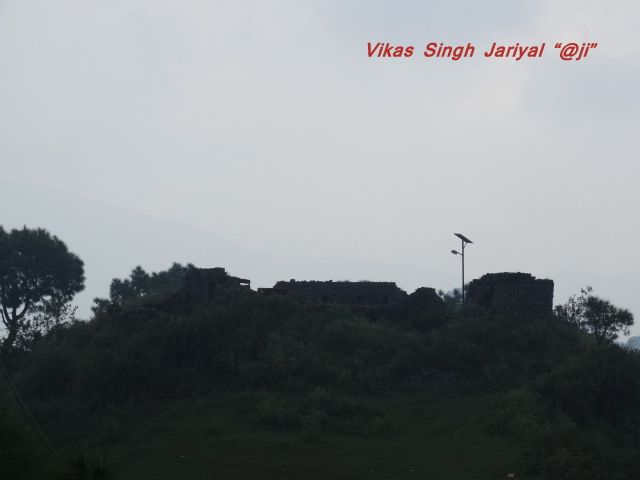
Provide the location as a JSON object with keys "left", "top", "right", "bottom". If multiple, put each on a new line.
{"left": 451, "top": 233, "right": 473, "bottom": 303}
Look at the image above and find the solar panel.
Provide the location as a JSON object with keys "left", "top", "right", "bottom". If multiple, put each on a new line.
{"left": 454, "top": 233, "right": 473, "bottom": 244}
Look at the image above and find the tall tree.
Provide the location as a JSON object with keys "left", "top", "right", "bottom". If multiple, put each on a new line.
{"left": 554, "top": 286, "right": 593, "bottom": 327}
{"left": 0, "top": 227, "right": 84, "bottom": 358}
{"left": 555, "top": 287, "right": 634, "bottom": 344}
{"left": 583, "top": 296, "right": 633, "bottom": 345}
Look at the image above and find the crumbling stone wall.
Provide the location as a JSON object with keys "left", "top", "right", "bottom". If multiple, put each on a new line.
{"left": 403, "top": 287, "right": 446, "bottom": 311}
{"left": 161, "top": 267, "right": 251, "bottom": 313}
{"left": 183, "top": 267, "right": 250, "bottom": 303}
{"left": 467, "top": 272, "right": 554, "bottom": 318}
{"left": 267, "top": 280, "right": 408, "bottom": 306}
{"left": 150, "top": 267, "right": 552, "bottom": 321}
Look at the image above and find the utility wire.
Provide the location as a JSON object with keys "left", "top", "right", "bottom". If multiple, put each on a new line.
{"left": 0, "top": 363, "right": 57, "bottom": 455}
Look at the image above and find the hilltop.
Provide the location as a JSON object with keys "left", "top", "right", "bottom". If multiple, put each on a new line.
{"left": 2, "top": 266, "right": 640, "bottom": 479}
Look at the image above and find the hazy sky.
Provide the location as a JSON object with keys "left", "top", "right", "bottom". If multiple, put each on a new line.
{"left": 1, "top": 1, "right": 639, "bottom": 333}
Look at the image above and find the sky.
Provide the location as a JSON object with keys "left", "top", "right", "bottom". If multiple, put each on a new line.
{"left": 0, "top": 1, "right": 639, "bottom": 334}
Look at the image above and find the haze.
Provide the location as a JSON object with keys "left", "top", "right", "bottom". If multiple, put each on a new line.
{"left": 1, "top": 1, "right": 638, "bottom": 333}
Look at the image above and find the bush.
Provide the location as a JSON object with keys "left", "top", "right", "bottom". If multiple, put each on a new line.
{"left": 249, "top": 388, "right": 393, "bottom": 438}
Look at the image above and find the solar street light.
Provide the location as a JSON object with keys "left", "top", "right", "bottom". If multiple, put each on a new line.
{"left": 452, "top": 233, "right": 473, "bottom": 303}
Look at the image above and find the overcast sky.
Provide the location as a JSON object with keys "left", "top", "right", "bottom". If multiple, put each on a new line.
{"left": 1, "top": 1, "right": 639, "bottom": 334}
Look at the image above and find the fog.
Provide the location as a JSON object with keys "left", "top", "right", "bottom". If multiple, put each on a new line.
{"left": 1, "top": 1, "right": 638, "bottom": 333}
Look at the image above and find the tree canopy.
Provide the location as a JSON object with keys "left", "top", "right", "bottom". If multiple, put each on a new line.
{"left": 92, "top": 262, "right": 193, "bottom": 314}
{"left": 555, "top": 286, "right": 634, "bottom": 344}
{"left": 0, "top": 226, "right": 84, "bottom": 358}
{"left": 583, "top": 296, "right": 634, "bottom": 344}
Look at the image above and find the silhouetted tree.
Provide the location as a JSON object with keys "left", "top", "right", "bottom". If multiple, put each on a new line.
{"left": 555, "top": 287, "right": 634, "bottom": 344}
{"left": 0, "top": 227, "right": 84, "bottom": 359}
{"left": 583, "top": 296, "right": 633, "bottom": 344}
{"left": 437, "top": 285, "right": 467, "bottom": 311}
{"left": 554, "top": 286, "right": 592, "bottom": 327}
{"left": 92, "top": 262, "right": 193, "bottom": 314}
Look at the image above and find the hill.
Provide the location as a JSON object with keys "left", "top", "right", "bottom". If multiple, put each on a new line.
{"left": 2, "top": 278, "right": 640, "bottom": 479}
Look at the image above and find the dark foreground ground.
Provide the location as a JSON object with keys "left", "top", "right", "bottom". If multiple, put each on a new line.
{"left": 79, "top": 393, "right": 521, "bottom": 480}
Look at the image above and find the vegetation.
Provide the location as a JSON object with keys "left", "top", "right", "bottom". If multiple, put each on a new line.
{"left": 0, "top": 411, "right": 41, "bottom": 480}
{"left": 92, "top": 263, "right": 193, "bottom": 314}
{"left": 0, "top": 227, "right": 84, "bottom": 360}
{"left": 555, "top": 286, "right": 634, "bottom": 344}
{"left": 2, "top": 254, "right": 640, "bottom": 479}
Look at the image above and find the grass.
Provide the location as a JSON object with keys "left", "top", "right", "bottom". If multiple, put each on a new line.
{"left": 64, "top": 392, "right": 527, "bottom": 480}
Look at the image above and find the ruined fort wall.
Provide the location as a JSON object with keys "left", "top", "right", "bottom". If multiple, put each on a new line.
{"left": 467, "top": 273, "right": 554, "bottom": 318}
{"left": 272, "top": 280, "right": 407, "bottom": 306}
{"left": 162, "top": 267, "right": 251, "bottom": 312}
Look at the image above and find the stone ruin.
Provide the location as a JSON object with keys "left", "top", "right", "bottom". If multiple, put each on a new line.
{"left": 154, "top": 268, "right": 448, "bottom": 313}
{"left": 466, "top": 272, "right": 554, "bottom": 318}
{"left": 258, "top": 279, "right": 446, "bottom": 316}
{"left": 159, "top": 267, "right": 251, "bottom": 313}
{"left": 260, "top": 279, "right": 407, "bottom": 306}
{"left": 402, "top": 287, "right": 448, "bottom": 311}
{"left": 142, "top": 267, "right": 553, "bottom": 320}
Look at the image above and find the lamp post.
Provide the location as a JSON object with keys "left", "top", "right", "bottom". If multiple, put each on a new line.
{"left": 451, "top": 233, "right": 473, "bottom": 303}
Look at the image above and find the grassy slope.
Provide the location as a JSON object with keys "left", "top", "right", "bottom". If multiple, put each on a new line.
{"left": 86, "top": 392, "right": 525, "bottom": 480}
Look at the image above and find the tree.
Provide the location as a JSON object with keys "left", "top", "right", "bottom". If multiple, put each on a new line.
{"left": 0, "top": 226, "right": 84, "bottom": 359}
{"left": 555, "top": 287, "right": 634, "bottom": 344}
{"left": 21, "top": 298, "right": 79, "bottom": 348}
{"left": 92, "top": 262, "right": 193, "bottom": 314}
{"left": 583, "top": 296, "right": 633, "bottom": 345}
{"left": 437, "top": 284, "right": 468, "bottom": 312}
{"left": 554, "top": 286, "right": 592, "bottom": 327}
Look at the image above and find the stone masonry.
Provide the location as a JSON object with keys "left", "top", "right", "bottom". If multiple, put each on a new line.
{"left": 160, "top": 267, "right": 251, "bottom": 313}
{"left": 262, "top": 279, "right": 408, "bottom": 306}
{"left": 466, "top": 272, "right": 554, "bottom": 318}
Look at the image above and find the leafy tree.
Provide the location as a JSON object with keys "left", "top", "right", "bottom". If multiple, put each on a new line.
{"left": 583, "top": 296, "right": 633, "bottom": 344}
{"left": 555, "top": 287, "right": 634, "bottom": 344}
{"left": 438, "top": 287, "right": 460, "bottom": 305}
{"left": 554, "top": 286, "right": 593, "bottom": 327}
{"left": 0, "top": 227, "right": 84, "bottom": 359}
{"left": 437, "top": 285, "right": 468, "bottom": 311}
{"left": 20, "top": 299, "right": 79, "bottom": 348}
{"left": 92, "top": 262, "right": 193, "bottom": 314}
{"left": 109, "top": 266, "right": 150, "bottom": 305}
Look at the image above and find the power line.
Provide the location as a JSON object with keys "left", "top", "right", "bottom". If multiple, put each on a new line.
{"left": 0, "top": 363, "right": 57, "bottom": 455}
